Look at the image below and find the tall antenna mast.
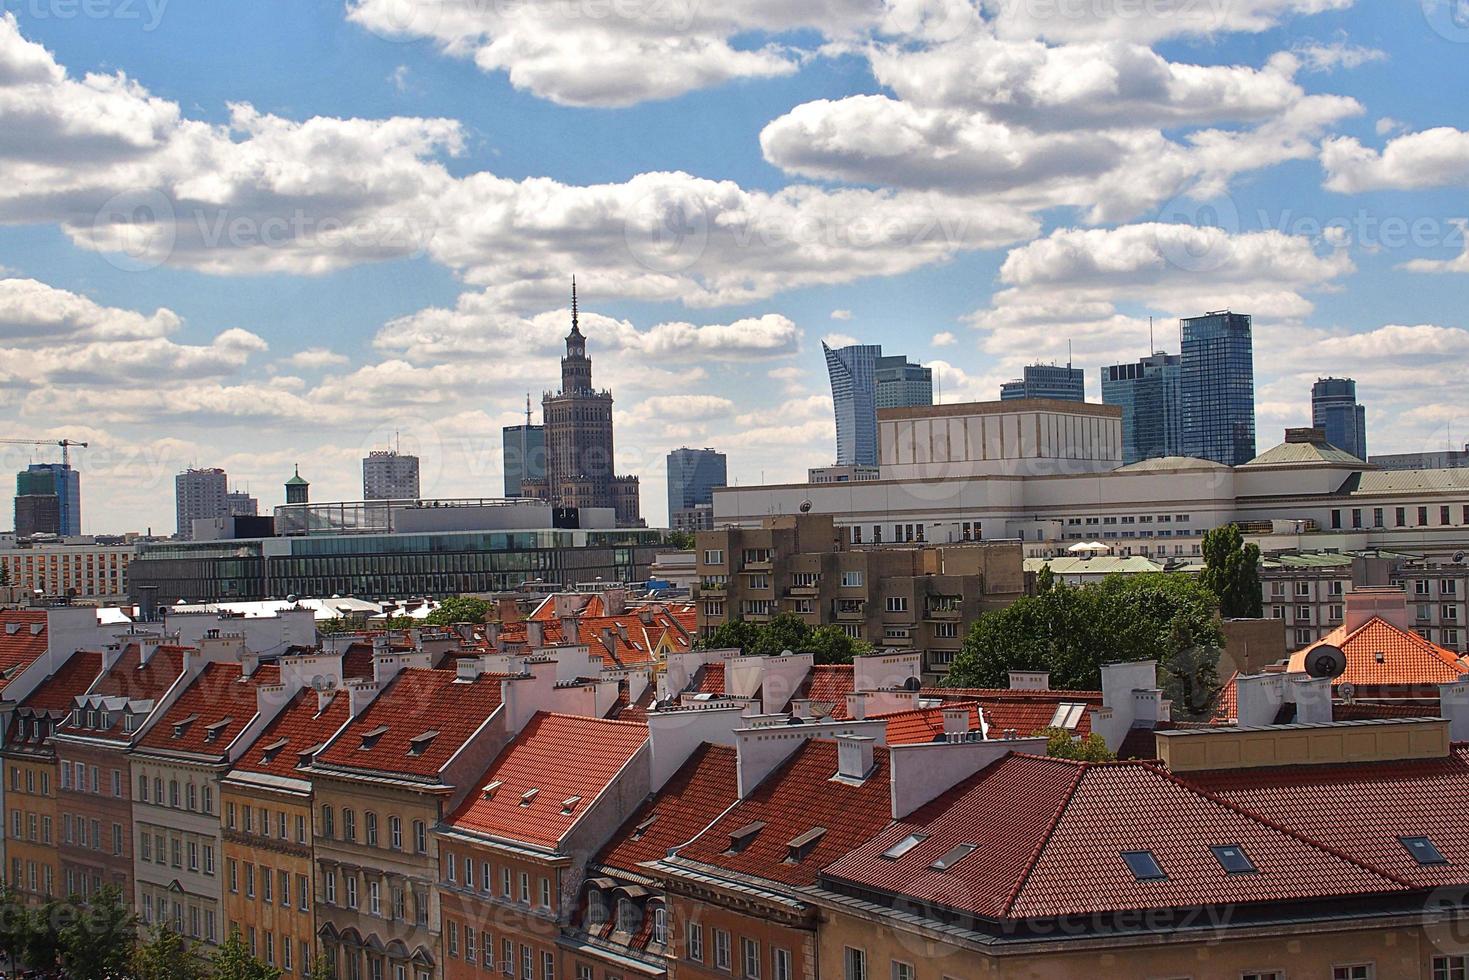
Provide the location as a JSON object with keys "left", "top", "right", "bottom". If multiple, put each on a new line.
{"left": 1149, "top": 316, "right": 1154, "bottom": 354}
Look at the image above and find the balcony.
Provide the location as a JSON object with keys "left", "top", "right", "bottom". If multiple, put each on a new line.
{"left": 699, "top": 581, "right": 727, "bottom": 593}
{"left": 787, "top": 583, "right": 820, "bottom": 597}
{"left": 924, "top": 605, "right": 961, "bottom": 620}
{"left": 834, "top": 601, "right": 866, "bottom": 621}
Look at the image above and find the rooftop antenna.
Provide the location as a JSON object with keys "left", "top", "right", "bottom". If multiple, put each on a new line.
{"left": 1067, "top": 338, "right": 1073, "bottom": 368}
{"left": 1149, "top": 316, "right": 1154, "bottom": 355}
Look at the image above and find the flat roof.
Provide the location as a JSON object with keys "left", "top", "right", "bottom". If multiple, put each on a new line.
{"left": 877, "top": 399, "right": 1121, "bottom": 421}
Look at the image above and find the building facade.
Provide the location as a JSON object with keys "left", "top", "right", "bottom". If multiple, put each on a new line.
{"left": 823, "top": 342, "right": 882, "bottom": 467}
{"left": 1180, "top": 310, "right": 1255, "bottom": 465}
{"left": 228, "top": 491, "right": 259, "bottom": 517}
{"left": 14, "top": 494, "right": 61, "bottom": 538}
{"left": 17, "top": 464, "right": 80, "bottom": 537}
{"left": 1313, "top": 376, "right": 1368, "bottom": 460}
{"left": 874, "top": 354, "right": 932, "bottom": 410}
{"left": 177, "top": 468, "right": 230, "bottom": 541}
{"left": 0, "top": 539, "right": 134, "bottom": 602}
{"left": 1371, "top": 445, "right": 1469, "bottom": 470}
{"left": 1102, "top": 351, "right": 1182, "bottom": 464}
{"left": 528, "top": 286, "right": 642, "bottom": 527}
{"left": 502, "top": 421, "right": 546, "bottom": 497}
{"left": 666, "top": 448, "right": 727, "bottom": 520}
{"left": 363, "top": 451, "right": 422, "bottom": 502}
{"left": 999, "top": 363, "right": 1085, "bottom": 402}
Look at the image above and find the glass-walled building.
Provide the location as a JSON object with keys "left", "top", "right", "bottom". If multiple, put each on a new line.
{"left": 1180, "top": 311, "right": 1255, "bottom": 466}
{"left": 1102, "top": 352, "right": 1182, "bottom": 464}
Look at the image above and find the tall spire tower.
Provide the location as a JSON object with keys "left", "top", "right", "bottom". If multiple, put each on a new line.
{"left": 561, "top": 277, "right": 591, "bottom": 393}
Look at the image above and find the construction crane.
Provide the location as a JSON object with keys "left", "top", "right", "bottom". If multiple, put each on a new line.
{"left": 0, "top": 439, "right": 89, "bottom": 467}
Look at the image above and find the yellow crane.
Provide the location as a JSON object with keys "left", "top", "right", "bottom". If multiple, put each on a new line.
{"left": 0, "top": 438, "right": 89, "bottom": 467}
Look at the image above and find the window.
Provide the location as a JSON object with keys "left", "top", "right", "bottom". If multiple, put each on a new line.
{"left": 773, "top": 948, "right": 792, "bottom": 980}
{"left": 1121, "top": 850, "right": 1166, "bottom": 880}
{"left": 930, "top": 843, "right": 977, "bottom": 871}
{"left": 366, "top": 812, "right": 378, "bottom": 847}
{"left": 884, "top": 596, "right": 908, "bottom": 613}
{"left": 703, "top": 549, "right": 724, "bottom": 565}
{"left": 715, "top": 929, "right": 731, "bottom": 971}
{"left": 538, "top": 877, "right": 551, "bottom": 908}
{"left": 890, "top": 963, "right": 914, "bottom": 980}
{"left": 1401, "top": 836, "right": 1448, "bottom": 865}
{"left": 541, "top": 952, "right": 554, "bottom": 980}
{"left": 1210, "top": 844, "right": 1257, "bottom": 874}
{"left": 1333, "top": 967, "right": 1373, "bottom": 980}
{"left": 413, "top": 820, "right": 426, "bottom": 853}
{"left": 1243, "top": 972, "right": 1284, "bottom": 980}
{"left": 742, "top": 938, "right": 760, "bottom": 979}
{"left": 345, "top": 875, "right": 358, "bottom": 909}
{"left": 321, "top": 805, "right": 334, "bottom": 838}
{"left": 688, "top": 922, "right": 704, "bottom": 962}
{"left": 519, "top": 871, "right": 530, "bottom": 904}
{"left": 389, "top": 816, "right": 402, "bottom": 850}
{"left": 844, "top": 947, "right": 866, "bottom": 980}
{"left": 652, "top": 905, "right": 667, "bottom": 945}
{"left": 343, "top": 809, "right": 356, "bottom": 842}
{"left": 1434, "top": 955, "right": 1468, "bottom": 980}
{"left": 841, "top": 570, "right": 864, "bottom": 588}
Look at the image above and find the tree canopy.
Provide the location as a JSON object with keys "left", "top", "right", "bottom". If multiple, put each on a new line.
{"left": 1200, "top": 523, "right": 1264, "bottom": 619}
{"left": 700, "top": 613, "right": 873, "bottom": 664}
{"left": 424, "top": 595, "right": 492, "bottom": 626}
{"left": 1038, "top": 726, "right": 1115, "bottom": 762}
{"left": 943, "top": 573, "right": 1224, "bottom": 720}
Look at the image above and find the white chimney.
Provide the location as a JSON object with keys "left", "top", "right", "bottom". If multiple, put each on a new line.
{"left": 1440, "top": 681, "right": 1469, "bottom": 742}
{"left": 1234, "top": 673, "right": 1286, "bottom": 728}
{"left": 1291, "top": 675, "right": 1333, "bottom": 725}
{"left": 836, "top": 734, "right": 875, "bottom": 781}
{"left": 942, "top": 707, "right": 970, "bottom": 734}
{"left": 526, "top": 621, "right": 545, "bottom": 648}
{"left": 888, "top": 736, "right": 1046, "bottom": 819}
{"left": 1008, "top": 670, "right": 1050, "bottom": 691}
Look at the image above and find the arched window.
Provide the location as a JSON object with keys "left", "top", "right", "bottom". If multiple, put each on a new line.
{"left": 343, "top": 808, "right": 356, "bottom": 842}
{"left": 321, "top": 805, "right": 335, "bottom": 839}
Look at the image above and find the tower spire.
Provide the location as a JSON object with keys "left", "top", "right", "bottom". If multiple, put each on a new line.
{"left": 570, "top": 276, "right": 581, "bottom": 336}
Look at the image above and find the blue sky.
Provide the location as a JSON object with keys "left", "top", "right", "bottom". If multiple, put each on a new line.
{"left": 2, "top": 0, "right": 1468, "bottom": 532}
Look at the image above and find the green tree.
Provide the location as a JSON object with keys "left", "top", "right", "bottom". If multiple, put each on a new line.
{"left": 805, "top": 625, "right": 872, "bottom": 665}
{"left": 302, "top": 949, "right": 336, "bottom": 980}
{"left": 698, "top": 619, "right": 759, "bottom": 651}
{"left": 1034, "top": 563, "right": 1056, "bottom": 594}
{"left": 944, "top": 573, "right": 1224, "bottom": 720}
{"left": 424, "top": 595, "right": 492, "bottom": 626}
{"left": 380, "top": 615, "right": 419, "bottom": 630}
{"left": 133, "top": 923, "right": 199, "bottom": 980}
{"left": 208, "top": 929, "right": 281, "bottom": 980}
{"left": 1039, "top": 726, "right": 1115, "bottom": 761}
{"left": 59, "top": 884, "right": 134, "bottom": 978}
{"left": 0, "top": 884, "right": 28, "bottom": 968}
{"left": 743, "top": 612, "right": 813, "bottom": 657}
{"left": 1200, "top": 523, "right": 1263, "bottom": 619}
{"left": 665, "top": 530, "right": 696, "bottom": 550}
{"left": 17, "top": 898, "right": 63, "bottom": 975}
{"left": 316, "top": 617, "right": 352, "bottom": 635}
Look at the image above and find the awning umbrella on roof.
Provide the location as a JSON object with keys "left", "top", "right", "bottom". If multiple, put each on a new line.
{"left": 1067, "top": 541, "right": 1110, "bottom": 553}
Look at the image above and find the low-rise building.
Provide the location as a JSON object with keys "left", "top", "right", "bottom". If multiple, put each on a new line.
{"left": 0, "top": 538, "right": 134, "bottom": 603}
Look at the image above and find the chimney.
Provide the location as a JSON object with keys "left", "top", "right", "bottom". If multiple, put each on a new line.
{"left": 484, "top": 622, "right": 502, "bottom": 650}
{"left": 1291, "top": 675, "right": 1333, "bottom": 725}
{"left": 527, "top": 621, "right": 545, "bottom": 648}
{"left": 941, "top": 707, "right": 970, "bottom": 734}
{"left": 1008, "top": 670, "right": 1050, "bottom": 691}
{"left": 240, "top": 652, "right": 260, "bottom": 678}
{"left": 560, "top": 616, "right": 580, "bottom": 645}
{"left": 1235, "top": 672, "right": 1286, "bottom": 728}
{"left": 836, "top": 734, "right": 875, "bottom": 781}
{"left": 1440, "top": 681, "right": 1469, "bottom": 742}
{"left": 604, "top": 589, "right": 627, "bottom": 616}
{"left": 845, "top": 692, "right": 868, "bottom": 720}
{"left": 453, "top": 622, "right": 475, "bottom": 643}
{"left": 1344, "top": 587, "right": 1409, "bottom": 632}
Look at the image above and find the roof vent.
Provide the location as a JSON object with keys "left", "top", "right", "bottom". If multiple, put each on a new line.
{"left": 784, "top": 827, "right": 827, "bottom": 864}
{"left": 4, "top": 623, "right": 18, "bottom": 635}
{"left": 28, "top": 623, "right": 43, "bottom": 636}
{"left": 726, "top": 821, "right": 765, "bottom": 854}
{"left": 632, "top": 814, "right": 659, "bottom": 840}
{"left": 481, "top": 780, "right": 504, "bottom": 800}
{"left": 929, "top": 843, "right": 977, "bottom": 871}
{"left": 259, "top": 738, "right": 289, "bottom": 764}
{"left": 407, "top": 730, "right": 439, "bottom": 757}
{"left": 172, "top": 714, "right": 199, "bottom": 739}
{"left": 358, "top": 724, "right": 389, "bottom": 750}
{"left": 561, "top": 796, "right": 582, "bottom": 815}
{"left": 519, "top": 788, "right": 539, "bottom": 807}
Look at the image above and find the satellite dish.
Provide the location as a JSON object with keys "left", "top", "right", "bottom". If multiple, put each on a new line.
{"left": 1339, "top": 681, "right": 1357, "bottom": 702}
{"left": 799, "top": 499, "right": 812, "bottom": 514}
{"left": 902, "top": 676, "right": 922, "bottom": 692}
{"left": 1455, "top": 552, "right": 1465, "bottom": 563}
{"left": 1304, "top": 644, "right": 1347, "bottom": 680}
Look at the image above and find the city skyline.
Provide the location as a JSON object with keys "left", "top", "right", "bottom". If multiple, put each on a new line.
{"left": 1, "top": 5, "right": 1467, "bottom": 533}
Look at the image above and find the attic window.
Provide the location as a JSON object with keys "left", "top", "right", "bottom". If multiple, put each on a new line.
{"left": 407, "top": 730, "right": 439, "bottom": 757}
{"left": 259, "top": 738, "right": 289, "bottom": 764}
{"left": 1210, "top": 844, "right": 1257, "bottom": 875}
{"left": 561, "top": 796, "right": 583, "bottom": 815}
{"left": 785, "top": 827, "right": 827, "bottom": 864}
{"left": 358, "top": 724, "right": 389, "bottom": 750}
{"left": 1374, "top": 652, "right": 1386, "bottom": 663}
{"left": 929, "top": 843, "right": 977, "bottom": 871}
{"left": 172, "top": 714, "right": 199, "bottom": 739}
{"left": 726, "top": 821, "right": 765, "bottom": 854}
{"left": 519, "top": 788, "right": 539, "bottom": 807}
{"left": 1122, "top": 850, "right": 1167, "bottom": 881}
{"left": 631, "top": 814, "right": 659, "bottom": 840}
{"left": 1400, "top": 836, "right": 1448, "bottom": 865}
{"left": 881, "top": 833, "right": 929, "bottom": 860}
{"left": 481, "top": 780, "right": 504, "bottom": 800}
{"left": 1048, "top": 703, "right": 1088, "bottom": 730}
{"left": 203, "top": 718, "right": 233, "bottom": 743}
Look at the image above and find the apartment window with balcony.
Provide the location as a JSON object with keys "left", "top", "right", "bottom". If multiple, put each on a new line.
{"left": 742, "top": 549, "right": 771, "bottom": 566}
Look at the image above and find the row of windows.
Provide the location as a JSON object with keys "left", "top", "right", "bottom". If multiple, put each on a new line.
{"left": 320, "top": 867, "right": 428, "bottom": 924}
{"left": 8, "top": 765, "right": 51, "bottom": 797}
{"left": 60, "top": 762, "right": 122, "bottom": 797}
{"left": 445, "top": 921, "right": 555, "bottom": 980}
{"left": 319, "top": 806, "right": 425, "bottom": 852}
{"left": 8, "top": 856, "right": 54, "bottom": 896}
{"left": 685, "top": 923, "right": 792, "bottom": 980}
{"left": 227, "top": 859, "right": 309, "bottom": 911}
{"left": 228, "top": 802, "right": 306, "bottom": 843}
{"left": 443, "top": 851, "right": 553, "bottom": 909}
{"left": 61, "top": 814, "right": 123, "bottom": 855}
{"left": 9, "top": 809, "right": 52, "bottom": 845}
{"left": 138, "top": 774, "right": 214, "bottom": 814}
{"left": 140, "top": 889, "right": 217, "bottom": 944}
{"left": 1331, "top": 505, "right": 1469, "bottom": 530}
{"left": 139, "top": 827, "right": 215, "bottom": 875}
{"left": 240, "top": 927, "right": 312, "bottom": 975}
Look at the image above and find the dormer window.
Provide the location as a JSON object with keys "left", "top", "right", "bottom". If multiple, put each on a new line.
{"left": 519, "top": 788, "right": 539, "bottom": 807}
{"left": 615, "top": 898, "right": 640, "bottom": 935}
{"left": 587, "top": 889, "right": 608, "bottom": 926}
{"left": 481, "top": 780, "right": 504, "bottom": 800}
{"left": 726, "top": 821, "right": 765, "bottom": 854}
{"left": 785, "top": 827, "right": 827, "bottom": 864}
{"left": 172, "top": 714, "right": 198, "bottom": 739}
{"left": 203, "top": 718, "right": 232, "bottom": 743}
{"left": 259, "top": 739, "right": 288, "bottom": 765}
{"left": 358, "top": 725, "right": 388, "bottom": 750}
{"left": 561, "top": 796, "right": 581, "bottom": 815}
{"left": 407, "top": 730, "right": 438, "bottom": 757}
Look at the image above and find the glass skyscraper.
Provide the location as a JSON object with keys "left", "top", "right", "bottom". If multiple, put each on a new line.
{"left": 1311, "top": 377, "right": 1367, "bottom": 460}
{"left": 824, "top": 343, "right": 931, "bottom": 466}
{"left": 999, "top": 364, "right": 1085, "bottom": 402}
{"left": 1180, "top": 311, "right": 1256, "bottom": 466}
{"left": 17, "top": 463, "right": 80, "bottom": 536}
{"left": 1102, "top": 353, "right": 1182, "bottom": 464}
{"left": 666, "top": 447, "right": 728, "bottom": 516}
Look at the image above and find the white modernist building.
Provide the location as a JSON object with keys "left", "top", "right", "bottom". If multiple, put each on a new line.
{"left": 713, "top": 400, "right": 1469, "bottom": 563}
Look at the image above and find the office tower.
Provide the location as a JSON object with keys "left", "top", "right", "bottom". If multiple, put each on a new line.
{"left": 667, "top": 448, "right": 728, "bottom": 519}
{"left": 1102, "top": 353, "right": 1183, "bottom": 464}
{"left": 503, "top": 397, "right": 547, "bottom": 497}
{"left": 175, "top": 467, "right": 229, "bottom": 540}
{"left": 1180, "top": 311, "right": 1255, "bottom": 466}
{"left": 285, "top": 466, "right": 310, "bottom": 505}
{"left": 823, "top": 344, "right": 931, "bottom": 468}
{"left": 998, "top": 363, "right": 1085, "bottom": 402}
{"left": 16, "top": 463, "right": 80, "bottom": 536}
{"left": 875, "top": 354, "right": 934, "bottom": 410}
{"left": 362, "top": 449, "right": 421, "bottom": 500}
{"left": 1312, "top": 377, "right": 1367, "bottom": 460}
{"left": 14, "top": 494, "right": 61, "bottom": 537}
{"left": 526, "top": 282, "right": 641, "bottom": 526}
{"left": 226, "top": 491, "right": 259, "bottom": 517}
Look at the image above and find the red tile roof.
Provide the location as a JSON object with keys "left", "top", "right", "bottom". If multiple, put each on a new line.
{"left": 796, "top": 665, "right": 856, "bottom": 717}
{"left": 925, "top": 688, "right": 1101, "bottom": 738}
{"left": 675, "top": 739, "right": 893, "bottom": 887}
{"left": 881, "top": 705, "right": 981, "bottom": 746}
{"left": 137, "top": 662, "right": 281, "bottom": 757}
{"left": 0, "top": 611, "right": 49, "bottom": 696}
{"left": 1182, "top": 746, "right": 1469, "bottom": 890}
{"left": 505, "top": 604, "right": 696, "bottom": 668}
{"left": 59, "top": 643, "right": 188, "bottom": 738}
{"left": 19, "top": 650, "right": 101, "bottom": 713}
{"left": 1288, "top": 616, "right": 1468, "bottom": 688}
{"left": 445, "top": 712, "right": 648, "bottom": 849}
{"left": 231, "top": 688, "right": 351, "bottom": 780}
{"left": 824, "top": 754, "right": 1405, "bottom": 921}
{"left": 315, "top": 668, "right": 504, "bottom": 779}
{"left": 690, "top": 662, "right": 725, "bottom": 696}
{"left": 595, "top": 744, "right": 738, "bottom": 875}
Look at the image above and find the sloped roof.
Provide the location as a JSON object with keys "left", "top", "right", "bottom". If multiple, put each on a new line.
{"left": 445, "top": 712, "right": 648, "bottom": 849}
{"left": 1113, "top": 456, "right": 1231, "bottom": 473}
{"left": 823, "top": 754, "right": 1405, "bottom": 921}
{"left": 231, "top": 688, "right": 351, "bottom": 779}
{"left": 595, "top": 744, "right": 738, "bottom": 875}
{"left": 674, "top": 739, "right": 892, "bottom": 887}
{"left": 19, "top": 650, "right": 101, "bottom": 713}
{"left": 315, "top": 668, "right": 504, "bottom": 779}
{"left": 882, "top": 704, "right": 981, "bottom": 745}
{"left": 0, "top": 611, "right": 49, "bottom": 695}
{"left": 924, "top": 688, "right": 1102, "bottom": 738}
{"left": 138, "top": 662, "right": 281, "bottom": 757}
{"left": 1241, "top": 440, "right": 1367, "bottom": 468}
{"left": 504, "top": 603, "right": 697, "bottom": 668}
{"left": 1287, "top": 616, "right": 1468, "bottom": 687}
{"left": 59, "top": 643, "right": 188, "bottom": 739}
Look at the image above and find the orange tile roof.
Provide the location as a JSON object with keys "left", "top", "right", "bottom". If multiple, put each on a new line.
{"left": 137, "top": 662, "right": 281, "bottom": 757}
{"left": 59, "top": 643, "right": 188, "bottom": 739}
{"left": 19, "top": 650, "right": 101, "bottom": 713}
{"left": 691, "top": 662, "right": 725, "bottom": 695}
{"left": 1288, "top": 616, "right": 1468, "bottom": 687}
{"left": 925, "top": 688, "right": 1101, "bottom": 737}
{"left": 595, "top": 743, "right": 738, "bottom": 875}
{"left": 315, "top": 668, "right": 504, "bottom": 780}
{"left": 504, "top": 604, "right": 696, "bottom": 668}
{"left": 881, "top": 705, "right": 981, "bottom": 745}
{"left": 231, "top": 688, "right": 351, "bottom": 780}
{"left": 0, "top": 611, "right": 49, "bottom": 695}
{"left": 675, "top": 739, "right": 893, "bottom": 887}
{"left": 445, "top": 712, "right": 648, "bottom": 849}
{"left": 796, "top": 665, "right": 855, "bottom": 717}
